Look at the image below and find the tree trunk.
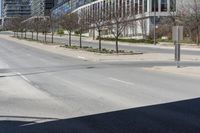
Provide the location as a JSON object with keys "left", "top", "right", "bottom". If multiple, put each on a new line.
{"left": 21, "top": 31, "right": 23, "bottom": 38}
{"left": 14, "top": 32, "right": 16, "bottom": 37}
{"left": 116, "top": 24, "right": 119, "bottom": 53}
{"left": 197, "top": 26, "right": 200, "bottom": 46}
{"left": 116, "top": 36, "right": 119, "bottom": 54}
{"left": 51, "top": 31, "right": 54, "bottom": 43}
{"left": 69, "top": 31, "right": 72, "bottom": 46}
{"left": 17, "top": 31, "right": 19, "bottom": 38}
{"left": 32, "top": 32, "right": 33, "bottom": 40}
{"left": 45, "top": 32, "right": 47, "bottom": 43}
{"left": 98, "top": 30, "right": 101, "bottom": 51}
{"left": 36, "top": 31, "right": 39, "bottom": 41}
{"left": 25, "top": 30, "right": 27, "bottom": 39}
{"left": 93, "top": 28, "right": 95, "bottom": 40}
{"left": 80, "top": 32, "right": 82, "bottom": 48}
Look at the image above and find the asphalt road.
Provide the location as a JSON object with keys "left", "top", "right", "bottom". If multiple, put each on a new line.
{"left": 0, "top": 37, "right": 200, "bottom": 133}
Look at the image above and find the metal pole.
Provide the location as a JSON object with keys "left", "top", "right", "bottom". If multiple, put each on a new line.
{"left": 154, "top": 0, "right": 156, "bottom": 45}
{"left": 36, "top": 15, "right": 38, "bottom": 41}
{"left": 174, "top": 26, "right": 181, "bottom": 68}
{"left": 177, "top": 26, "right": 180, "bottom": 68}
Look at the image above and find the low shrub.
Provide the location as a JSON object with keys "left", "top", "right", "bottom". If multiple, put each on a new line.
{"left": 62, "top": 44, "right": 137, "bottom": 54}
{"left": 97, "top": 37, "right": 154, "bottom": 44}
{"left": 57, "top": 29, "right": 64, "bottom": 36}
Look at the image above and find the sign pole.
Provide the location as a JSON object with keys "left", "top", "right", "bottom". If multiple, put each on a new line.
{"left": 173, "top": 26, "right": 183, "bottom": 68}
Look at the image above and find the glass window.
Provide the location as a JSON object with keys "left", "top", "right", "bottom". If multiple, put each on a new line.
{"left": 123, "top": 0, "right": 126, "bottom": 16}
{"left": 152, "top": 0, "right": 158, "bottom": 12}
{"left": 144, "top": 0, "right": 147, "bottom": 12}
{"left": 161, "top": 0, "right": 167, "bottom": 12}
{"left": 135, "top": 0, "right": 138, "bottom": 14}
{"left": 119, "top": 0, "right": 122, "bottom": 17}
{"left": 170, "top": 0, "right": 176, "bottom": 12}
{"left": 139, "top": 0, "right": 143, "bottom": 13}
{"left": 127, "top": 0, "right": 130, "bottom": 15}
{"left": 130, "top": 0, "right": 134, "bottom": 15}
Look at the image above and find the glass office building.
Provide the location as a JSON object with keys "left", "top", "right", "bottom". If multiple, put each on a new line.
{"left": 31, "top": 0, "right": 55, "bottom": 16}
{"left": 52, "top": 0, "right": 97, "bottom": 18}
{"left": 1, "top": 0, "right": 31, "bottom": 27}
{"left": 2, "top": 0, "right": 31, "bottom": 18}
{"left": 52, "top": 0, "right": 177, "bottom": 37}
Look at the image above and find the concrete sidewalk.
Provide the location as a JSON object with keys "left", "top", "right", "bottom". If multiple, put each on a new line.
{"left": 145, "top": 66, "right": 200, "bottom": 78}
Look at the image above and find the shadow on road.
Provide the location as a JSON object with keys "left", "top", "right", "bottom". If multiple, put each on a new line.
{"left": 0, "top": 98, "right": 200, "bottom": 133}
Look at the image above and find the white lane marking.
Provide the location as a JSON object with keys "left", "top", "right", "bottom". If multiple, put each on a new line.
{"left": 77, "top": 56, "right": 86, "bottom": 59}
{"left": 16, "top": 72, "right": 31, "bottom": 83}
{"left": 109, "top": 77, "right": 135, "bottom": 86}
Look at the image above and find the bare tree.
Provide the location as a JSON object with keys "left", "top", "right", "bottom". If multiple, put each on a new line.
{"left": 40, "top": 17, "right": 50, "bottom": 43}
{"left": 175, "top": 0, "right": 200, "bottom": 45}
{"left": 157, "top": 1, "right": 182, "bottom": 44}
{"left": 20, "top": 17, "right": 29, "bottom": 39}
{"left": 23, "top": 21, "right": 28, "bottom": 39}
{"left": 106, "top": 7, "right": 129, "bottom": 53}
{"left": 60, "top": 13, "right": 79, "bottom": 46}
{"left": 88, "top": 6, "right": 108, "bottom": 51}
{"left": 160, "top": 0, "right": 200, "bottom": 45}
{"left": 187, "top": 0, "right": 200, "bottom": 45}
{"left": 27, "top": 20, "right": 35, "bottom": 40}
{"left": 139, "top": 17, "right": 147, "bottom": 39}
{"left": 77, "top": 11, "right": 89, "bottom": 48}
{"left": 50, "top": 16, "right": 57, "bottom": 43}
{"left": 5, "top": 17, "right": 25, "bottom": 38}
{"left": 29, "top": 17, "right": 41, "bottom": 41}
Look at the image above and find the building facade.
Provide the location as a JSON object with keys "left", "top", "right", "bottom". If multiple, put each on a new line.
{"left": 31, "top": 0, "right": 55, "bottom": 16}
{"left": 52, "top": 0, "right": 97, "bottom": 18}
{"left": 2, "top": 0, "right": 31, "bottom": 18}
{"left": 52, "top": 0, "right": 178, "bottom": 38}
{"left": 1, "top": 0, "right": 31, "bottom": 27}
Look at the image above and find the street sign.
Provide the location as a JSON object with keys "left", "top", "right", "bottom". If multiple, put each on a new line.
{"left": 172, "top": 26, "right": 184, "bottom": 42}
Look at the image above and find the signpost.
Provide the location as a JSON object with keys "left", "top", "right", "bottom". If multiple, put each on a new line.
{"left": 172, "top": 26, "right": 183, "bottom": 68}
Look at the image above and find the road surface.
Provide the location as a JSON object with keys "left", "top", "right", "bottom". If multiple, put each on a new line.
{"left": 2, "top": 31, "right": 200, "bottom": 56}
{"left": 0, "top": 36, "right": 200, "bottom": 133}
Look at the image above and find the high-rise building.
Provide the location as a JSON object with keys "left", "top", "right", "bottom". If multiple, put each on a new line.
{"left": 1, "top": 0, "right": 3, "bottom": 17}
{"left": 54, "top": 0, "right": 65, "bottom": 5}
{"left": 76, "top": 0, "right": 178, "bottom": 37}
{"left": 31, "top": 0, "right": 55, "bottom": 16}
{"left": 52, "top": 0, "right": 97, "bottom": 18}
{"left": 2, "top": 0, "right": 31, "bottom": 18}
{"left": 1, "top": 0, "right": 31, "bottom": 27}
{"left": 0, "top": 18, "right": 2, "bottom": 27}
{"left": 52, "top": 0, "right": 179, "bottom": 38}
